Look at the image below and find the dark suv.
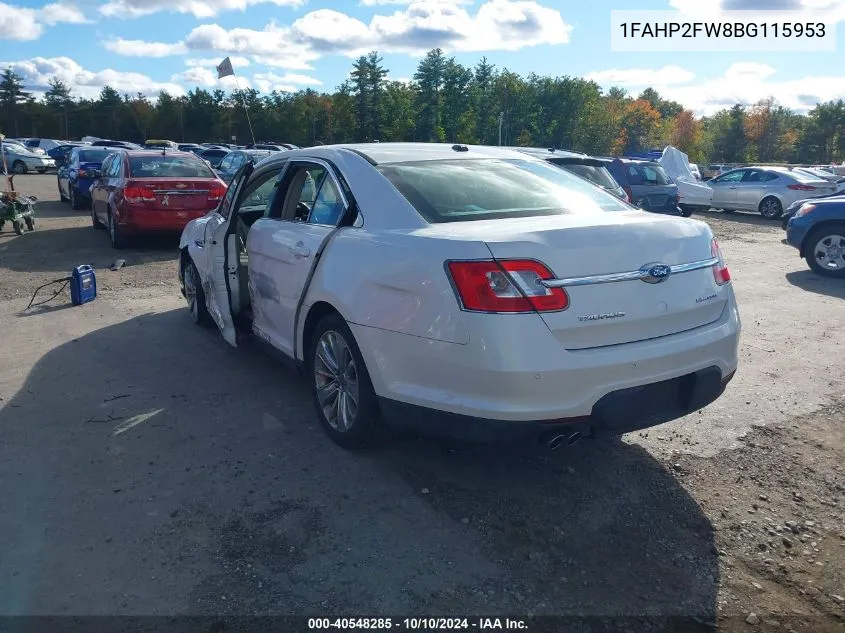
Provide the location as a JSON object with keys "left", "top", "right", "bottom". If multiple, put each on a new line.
{"left": 600, "top": 158, "right": 684, "bottom": 216}
{"left": 511, "top": 147, "right": 629, "bottom": 202}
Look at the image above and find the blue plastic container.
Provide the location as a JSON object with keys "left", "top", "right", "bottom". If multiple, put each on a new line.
{"left": 70, "top": 265, "right": 97, "bottom": 306}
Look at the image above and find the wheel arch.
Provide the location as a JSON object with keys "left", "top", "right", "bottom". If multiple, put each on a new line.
{"left": 800, "top": 219, "right": 845, "bottom": 258}
{"left": 301, "top": 301, "right": 345, "bottom": 367}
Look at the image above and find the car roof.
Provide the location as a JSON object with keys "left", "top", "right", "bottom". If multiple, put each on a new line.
{"left": 261, "top": 142, "right": 546, "bottom": 167}
{"left": 119, "top": 149, "right": 199, "bottom": 157}
{"left": 507, "top": 146, "right": 587, "bottom": 160}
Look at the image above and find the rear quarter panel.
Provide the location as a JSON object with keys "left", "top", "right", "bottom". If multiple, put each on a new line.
{"left": 301, "top": 229, "right": 492, "bottom": 351}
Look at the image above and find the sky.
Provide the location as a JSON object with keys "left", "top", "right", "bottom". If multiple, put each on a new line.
{"left": 1, "top": 0, "right": 844, "bottom": 116}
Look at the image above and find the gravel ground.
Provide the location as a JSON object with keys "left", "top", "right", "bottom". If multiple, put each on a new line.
{"left": 0, "top": 175, "right": 842, "bottom": 631}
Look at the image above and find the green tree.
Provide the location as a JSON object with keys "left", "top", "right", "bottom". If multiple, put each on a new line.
{"left": 414, "top": 48, "right": 446, "bottom": 142}
{"left": 0, "top": 68, "right": 32, "bottom": 137}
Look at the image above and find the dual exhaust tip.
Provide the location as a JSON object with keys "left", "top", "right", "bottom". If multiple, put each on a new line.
{"left": 544, "top": 430, "right": 584, "bottom": 450}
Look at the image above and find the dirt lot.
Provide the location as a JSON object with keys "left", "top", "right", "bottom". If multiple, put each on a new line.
{"left": 0, "top": 174, "right": 843, "bottom": 631}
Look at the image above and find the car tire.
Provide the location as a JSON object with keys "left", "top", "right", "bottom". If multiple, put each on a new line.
{"left": 804, "top": 223, "right": 845, "bottom": 279}
{"left": 70, "top": 187, "right": 86, "bottom": 211}
{"left": 182, "top": 256, "right": 212, "bottom": 325}
{"left": 759, "top": 196, "right": 783, "bottom": 219}
{"left": 58, "top": 178, "right": 69, "bottom": 203}
{"left": 91, "top": 205, "right": 103, "bottom": 229}
{"left": 308, "top": 313, "right": 382, "bottom": 449}
{"left": 679, "top": 206, "right": 693, "bottom": 218}
{"left": 107, "top": 209, "right": 127, "bottom": 249}
{"left": 12, "top": 161, "right": 27, "bottom": 175}
{"left": 12, "top": 219, "right": 25, "bottom": 235}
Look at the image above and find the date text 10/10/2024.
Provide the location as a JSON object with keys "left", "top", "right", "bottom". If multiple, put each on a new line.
{"left": 308, "top": 618, "right": 529, "bottom": 630}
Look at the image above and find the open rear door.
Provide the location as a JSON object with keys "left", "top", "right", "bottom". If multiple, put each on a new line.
{"left": 205, "top": 161, "right": 254, "bottom": 346}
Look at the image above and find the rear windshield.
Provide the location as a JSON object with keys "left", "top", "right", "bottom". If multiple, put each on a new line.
{"left": 786, "top": 169, "right": 821, "bottom": 183}
{"left": 555, "top": 163, "right": 621, "bottom": 193}
{"left": 377, "top": 158, "right": 630, "bottom": 223}
{"left": 79, "top": 150, "right": 113, "bottom": 163}
{"left": 627, "top": 163, "right": 672, "bottom": 185}
{"left": 128, "top": 156, "right": 215, "bottom": 178}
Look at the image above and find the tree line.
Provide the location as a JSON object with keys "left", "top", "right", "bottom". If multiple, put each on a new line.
{"left": 1, "top": 49, "right": 844, "bottom": 164}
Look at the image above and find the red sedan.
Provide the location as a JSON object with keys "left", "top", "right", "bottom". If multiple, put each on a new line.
{"left": 90, "top": 149, "right": 227, "bottom": 249}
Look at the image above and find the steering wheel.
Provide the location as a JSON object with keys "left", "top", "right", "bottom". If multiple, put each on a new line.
{"left": 295, "top": 201, "right": 312, "bottom": 219}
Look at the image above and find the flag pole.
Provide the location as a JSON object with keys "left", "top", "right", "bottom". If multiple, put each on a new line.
{"left": 232, "top": 76, "right": 256, "bottom": 146}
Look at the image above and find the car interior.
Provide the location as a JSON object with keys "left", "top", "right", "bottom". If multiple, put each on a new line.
{"left": 224, "top": 162, "right": 347, "bottom": 320}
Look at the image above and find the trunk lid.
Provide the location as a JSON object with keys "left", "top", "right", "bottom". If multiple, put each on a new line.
{"left": 630, "top": 183, "right": 679, "bottom": 214}
{"left": 128, "top": 178, "right": 220, "bottom": 211}
{"left": 425, "top": 212, "right": 727, "bottom": 350}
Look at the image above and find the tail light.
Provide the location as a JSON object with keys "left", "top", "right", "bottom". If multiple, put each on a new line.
{"left": 623, "top": 185, "right": 634, "bottom": 204}
{"left": 124, "top": 184, "right": 157, "bottom": 204}
{"left": 208, "top": 182, "right": 226, "bottom": 202}
{"left": 446, "top": 259, "right": 568, "bottom": 313}
{"left": 711, "top": 238, "right": 731, "bottom": 285}
{"left": 787, "top": 184, "right": 815, "bottom": 191}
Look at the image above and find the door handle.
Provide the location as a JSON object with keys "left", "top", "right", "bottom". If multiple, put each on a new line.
{"left": 290, "top": 241, "right": 311, "bottom": 258}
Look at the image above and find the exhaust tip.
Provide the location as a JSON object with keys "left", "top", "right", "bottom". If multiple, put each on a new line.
{"left": 566, "top": 431, "right": 582, "bottom": 446}
{"left": 547, "top": 434, "right": 566, "bottom": 450}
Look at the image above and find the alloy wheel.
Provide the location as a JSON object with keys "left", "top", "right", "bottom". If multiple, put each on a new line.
{"left": 313, "top": 330, "right": 360, "bottom": 432}
{"left": 183, "top": 261, "right": 199, "bottom": 320}
{"left": 814, "top": 233, "right": 845, "bottom": 272}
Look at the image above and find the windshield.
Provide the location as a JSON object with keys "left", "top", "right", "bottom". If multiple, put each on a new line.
{"left": 555, "top": 163, "right": 621, "bottom": 193}
{"left": 128, "top": 155, "right": 216, "bottom": 178}
{"left": 377, "top": 158, "right": 630, "bottom": 223}
{"left": 628, "top": 163, "right": 671, "bottom": 185}
{"left": 78, "top": 150, "right": 113, "bottom": 163}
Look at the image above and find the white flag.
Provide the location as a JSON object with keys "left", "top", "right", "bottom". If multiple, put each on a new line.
{"left": 216, "top": 57, "right": 235, "bottom": 79}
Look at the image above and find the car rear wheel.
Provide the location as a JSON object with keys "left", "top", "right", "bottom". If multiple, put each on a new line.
{"left": 69, "top": 187, "right": 86, "bottom": 210}
{"left": 759, "top": 197, "right": 783, "bottom": 219}
{"left": 58, "top": 177, "right": 69, "bottom": 202}
{"left": 805, "top": 223, "right": 845, "bottom": 278}
{"left": 107, "top": 209, "right": 127, "bottom": 249}
{"left": 182, "top": 256, "right": 212, "bottom": 325}
{"left": 309, "top": 313, "right": 381, "bottom": 449}
{"left": 12, "top": 161, "right": 27, "bottom": 175}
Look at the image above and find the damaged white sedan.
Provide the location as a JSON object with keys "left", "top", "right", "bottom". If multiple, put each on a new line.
{"left": 179, "top": 143, "right": 740, "bottom": 449}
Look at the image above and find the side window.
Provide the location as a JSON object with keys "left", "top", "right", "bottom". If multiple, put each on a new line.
{"left": 230, "top": 154, "right": 245, "bottom": 171}
{"left": 743, "top": 169, "right": 766, "bottom": 182}
{"left": 100, "top": 156, "right": 112, "bottom": 177}
{"left": 760, "top": 171, "right": 778, "bottom": 182}
{"left": 218, "top": 179, "right": 238, "bottom": 220}
{"left": 715, "top": 170, "right": 744, "bottom": 183}
{"left": 274, "top": 164, "right": 345, "bottom": 225}
{"left": 109, "top": 155, "right": 122, "bottom": 177}
{"left": 218, "top": 154, "right": 233, "bottom": 171}
{"left": 239, "top": 168, "right": 283, "bottom": 212}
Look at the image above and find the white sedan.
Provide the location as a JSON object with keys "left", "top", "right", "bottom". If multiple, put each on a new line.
{"left": 179, "top": 143, "right": 741, "bottom": 449}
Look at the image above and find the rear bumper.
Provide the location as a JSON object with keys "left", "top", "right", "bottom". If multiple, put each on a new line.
{"left": 119, "top": 208, "right": 209, "bottom": 233}
{"left": 379, "top": 368, "right": 735, "bottom": 442}
{"left": 351, "top": 292, "right": 741, "bottom": 436}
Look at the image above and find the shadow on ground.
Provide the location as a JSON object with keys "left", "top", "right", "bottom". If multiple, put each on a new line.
{"left": 785, "top": 269, "right": 845, "bottom": 300}
{"left": 0, "top": 308, "right": 718, "bottom": 629}
{"left": 0, "top": 205, "right": 179, "bottom": 273}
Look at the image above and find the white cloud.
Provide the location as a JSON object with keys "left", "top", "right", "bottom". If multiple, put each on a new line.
{"left": 39, "top": 3, "right": 89, "bottom": 25}
{"left": 0, "top": 2, "right": 88, "bottom": 40}
{"left": 101, "top": 0, "right": 305, "bottom": 19}
{"left": 590, "top": 61, "right": 845, "bottom": 115}
{"left": 1, "top": 56, "right": 185, "bottom": 99}
{"left": 185, "top": 56, "right": 250, "bottom": 68}
{"left": 586, "top": 66, "right": 695, "bottom": 87}
{"left": 165, "top": 0, "right": 572, "bottom": 69}
{"left": 668, "top": 0, "right": 845, "bottom": 21}
{"left": 360, "top": 0, "right": 471, "bottom": 5}
{"left": 104, "top": 39, "right": 188, "bottom": 57}
{"left": 172, "top": 66, "right": 251, "bottom": 91}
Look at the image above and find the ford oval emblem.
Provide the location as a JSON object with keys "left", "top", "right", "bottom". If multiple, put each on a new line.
{"left": 640, "top": 263, "right": 672, "bottom": 284}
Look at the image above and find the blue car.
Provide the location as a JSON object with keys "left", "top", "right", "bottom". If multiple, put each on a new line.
{"left": 785, "top": 196, "right": 845, "bottom": 278}
{"left": 58, "top": 146, "right": 117, "bottom": 210}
